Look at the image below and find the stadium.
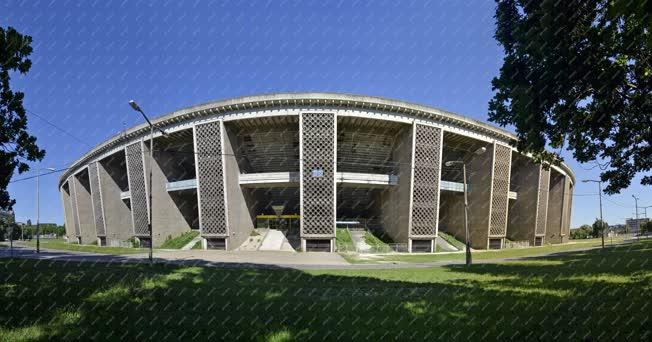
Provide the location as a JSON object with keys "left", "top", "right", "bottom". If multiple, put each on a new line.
{"left": 58, "top": 93, "right": 574, "bottom": 252}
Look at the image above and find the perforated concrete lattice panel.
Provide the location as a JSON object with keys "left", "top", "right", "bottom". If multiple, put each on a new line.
{"left": 535, "top": 167, "right": 550, "bottom": 236}
{"left": 489, "top": 144, "right": 512, "bottom": 237}
{"left": 88, "top": 162, "right": 106, "bottom": 236}
{"left": 195, "top": 121, "right": 228, "bottom": 236}
{"left": 125, "top": 142, "right": 149, "bottom": 236}
{"left": 410, "top": 124, "right": 442, "bottom": 237}
{"left": 68, "top": 177, "right": 80, "bottom": 236}
{"left": 300, "top": 112, "right": 336, "bottom": 237}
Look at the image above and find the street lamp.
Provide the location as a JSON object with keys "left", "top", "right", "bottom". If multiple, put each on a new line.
{"left": 632, "top": 195, "right": 640, "bottom": 240}
{"left": 36, "top": 166, "right": 56, "bottom": 253}
{"left": 582, "top": 179, "right": 605, "bottom": 248}
{"left": 128, "top": 100, "right": 165, "bottom": 263}
{"left": 444, "top": 146, "right": 486, "bottom": 266}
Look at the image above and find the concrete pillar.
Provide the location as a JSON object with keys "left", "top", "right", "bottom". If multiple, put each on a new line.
{"left": 506, "top": 156, "right": 539, "bottom": 243}
{"left": 534, "top": 167, "right": 550, "bottom": 245}
{"left": 60, "top": 182, "right": 76, "bottom": 242}
{"left": 408, "top": 123, "right": 443, "bottom": 252}
{"left": 487, "top": 143, "right": 512, "bottom": 248}
{"left": 125, "top": 142, "right": 150, "bottom": 239}
{"left": 380, "top": 125, "right": 413, "bottom": 244}
{"left": 88, "top": 162, "right": 106, "bottom": 238}
{"left": 194, "top": 121, "right": 229, "bottom": 246}
{"left": 71, "top": 170, "right": 97, "bottom": 244}
{"left": 299, "top": 112, "right": 336, "bottom": 251}
{"left": 466, "top": 143, "right": 493, "bottom": 249}
{"left": 546, "top": 171, "right": 565, "bottom": 244}
{"left": 222, "top": 124, "right": 255, "bottom": 250}
{"left": 97, "top": 155, "right": 133, "bottom": 246}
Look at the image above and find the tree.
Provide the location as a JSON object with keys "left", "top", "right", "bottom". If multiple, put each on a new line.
{"left": 592, "top": 219, "right": 609, "bottom": 238}
{"left": 0, "top": 26, "right": 45, "bottom": 210}
{"left": 570, "top": 224, "right": 593, "bottom": 239}
{"left": 490, "top": 0, "right": 651, "bottom": 194}
{"left": 641, "top": 221, "right": 652, "bottom": 235}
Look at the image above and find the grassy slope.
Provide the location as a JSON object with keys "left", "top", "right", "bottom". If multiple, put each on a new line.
{"left": 160, "top": 231, "right": 200, "bottom": 249}
{"left": 438, "top": 231, "right": 465, "bottom": 250}
{"left": 363, "top": 231, "right": 393, "bottom": 253}
{"left": 335, "top": 228, "right": 353, "bottom": 250}
{"left": 20, "top": 239, "right": 145, "bottom": 255}
{"left": 1, "top": 240, "right": 650, "bottom": 340}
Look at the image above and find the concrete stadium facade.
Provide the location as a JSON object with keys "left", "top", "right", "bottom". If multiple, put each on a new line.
{"left": 58, "top": 93, "right": 575, "bottom": 252}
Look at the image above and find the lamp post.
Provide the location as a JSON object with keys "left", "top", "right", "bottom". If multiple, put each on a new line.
{"left": 128, "top": 100, "right": 165, "bottom": 263}
{"left": 582, "top": 179, "right": 604, "bottom": 248}
{"left": 632, "top": 195, "right": 640, "bottom": 240}
{"left": 36, "top": 166, "right": 56, "bottom": 253}
{"left": 444, "top": 146, "right": 486, "bottom": 266}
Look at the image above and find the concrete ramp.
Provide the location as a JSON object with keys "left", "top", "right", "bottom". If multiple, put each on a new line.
{"left": 259, "top": 229, "right": 295, "bottom": 252}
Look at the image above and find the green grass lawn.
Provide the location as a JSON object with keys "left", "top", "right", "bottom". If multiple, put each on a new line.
{"left": 160, "top": 231, "right": 200, "bottom": 249}
{"left": 1, "top": 240, "right": 650, "bottom": 340}
{"left": 20, "top": 239, "right": 146, "bottom": 255}
{"left": 347, "top": 237, "right": 630, "bottom": 264}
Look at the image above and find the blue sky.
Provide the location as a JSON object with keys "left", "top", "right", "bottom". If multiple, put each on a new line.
{"left": 3, "top": 0, "right": 650, "bottom": 227}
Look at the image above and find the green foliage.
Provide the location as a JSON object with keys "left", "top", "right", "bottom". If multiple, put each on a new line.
{"left": 160, "top": 231, "right": 199, "bottom": 249}
{"left": 641, "top": 221, "right": 652, "bottom": 234}
{"left": 0, "top": 26, "right": 45, "bottom": 210}
{"left": 571, "top": 224, "right": 594, "bottom": 239}
{"left": 126, "top": 237, "right": 139, "bottom": 248}
{"left": 592, "top": 219, "right": 609, "bottom": 237}
{"left": 490, "top": 1, "right": 651, "bottom": 194}
{"left": 363, "top": 231, "right": 392, "bottom": 253}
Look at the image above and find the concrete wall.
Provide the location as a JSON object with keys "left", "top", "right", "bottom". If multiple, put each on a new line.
{"left": 506, "top": 156, "right": 540, "bottom": 243}
{"left": 546, "top": 171, "right": 566, "bottom": 244}
{"left": 98, "top": 156, "right": 134, "bottom": 245}
{"left": 223, "top": 125, "right": 255, "bottom": 250}
{"left": 72, "top": 171, "right": 97, "bottom": 244}
{"left": 147, "top": 143, "right": 194, "bottom": 247}
{"left": 438, "top": 191, "right": 466, "bottom": 242}
{"left": 380, "top": 125, "right": 413, "bottom": 243}
{"left": 466, "top": 143, "right": 493, "bottom": 249}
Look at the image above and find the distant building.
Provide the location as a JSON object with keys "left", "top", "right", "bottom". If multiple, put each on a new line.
{"left": 626, "top": 218, "right": 649, "bottom": 235}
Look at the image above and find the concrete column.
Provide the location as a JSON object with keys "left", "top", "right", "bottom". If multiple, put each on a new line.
{"left": 72, "top": 170, "right": 97, "bottom": 244}
{"left": 125, "top": 142, "right": 150, "bottom": 238}
{"left": 506, "top": 157, "right": 539, "bottom": 243}
{"left": 546, "top": 171, "right": 565, "bottom": 244}
{"left": 194, "top": 121, "right": 229, "bottom": 245}
{"left": 299, "top": 112, "right": 337, "bottom": 251}
{"left": 408, "top": 123, "right": 443, "bottom": 252}
{"left": 487, "top": 143, "right": 512, "bottom": 248}
{"left": 466, "top": 143, "right": 493, "bottom": 249}
{"left": 88, "top": 162, "right": 106, "bottom": 238}
{"left": 380, "top": 125, "right": 413, "bottom": 244}
{"left": 222, "top": 124, "right": 255, "bottom": 250}
{"left": 97, "top": 157, "right": 133, "bottom": 246}
{"left": 556, "top": 176, "right": 572, "bottom": 244}
{"left": 534, "top": 167, "right": 550, "bottom": 245}
{"left": 60, "top": 182, "right": 76, "bottom": 242}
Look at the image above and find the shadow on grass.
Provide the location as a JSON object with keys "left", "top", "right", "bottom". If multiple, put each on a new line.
{"left": 1, "top": 241, "right": 651, "bottom": 341}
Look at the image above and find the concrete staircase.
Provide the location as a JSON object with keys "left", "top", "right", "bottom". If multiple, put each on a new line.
{"left": 237, "top": 229, "right": 267, "bottom": 251}
{"left": 349, "top": 228, "right": 372, "bottom": 253}
{"left": 181, "top": 235, "right": 203, "bottom": 250}
{"left": 259, "top": 229, "right": 295, "bottom": 252}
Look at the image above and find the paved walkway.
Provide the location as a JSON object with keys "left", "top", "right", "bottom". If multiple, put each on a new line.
{"left": 0, "top": 242, "right": 613, "bottom": 270}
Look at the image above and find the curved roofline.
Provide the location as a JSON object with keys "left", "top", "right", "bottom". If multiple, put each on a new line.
{"left": 59, "top": 92, "right": 575, "bottom": 185}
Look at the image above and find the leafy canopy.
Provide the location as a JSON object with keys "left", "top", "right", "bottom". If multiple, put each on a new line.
{"left": 0, "top": 26, "right": 45, "bottom": 210}
{"left": 490, "top": 0, "right": 651, "bottom": 194}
